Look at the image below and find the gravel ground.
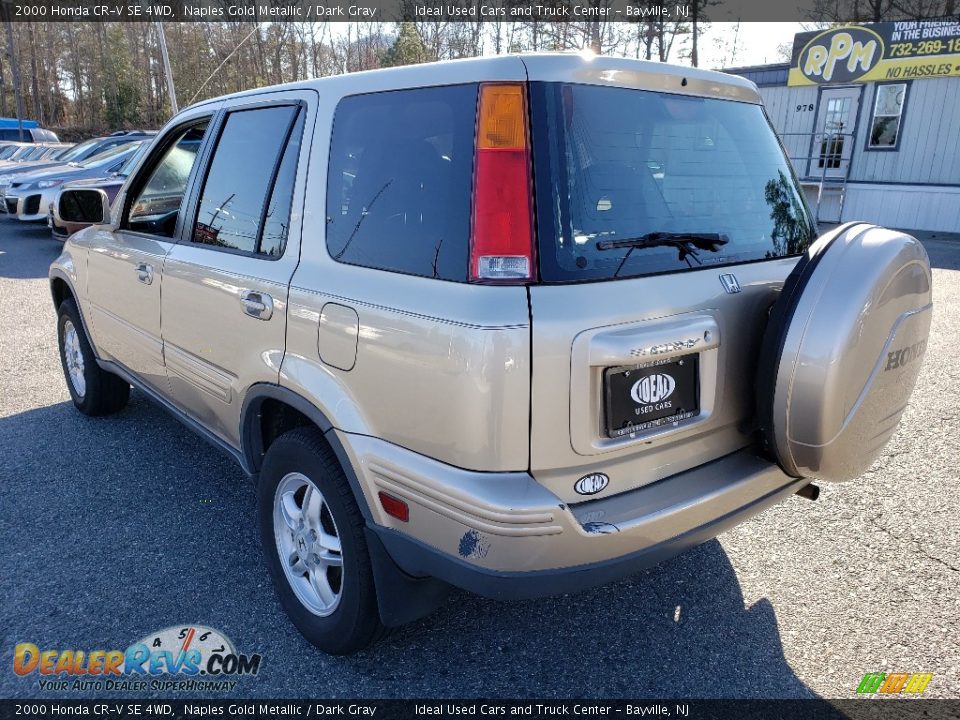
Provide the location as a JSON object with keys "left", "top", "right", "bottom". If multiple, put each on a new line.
{"left": 0, "top": 217, "right": 957, "bottom": 700}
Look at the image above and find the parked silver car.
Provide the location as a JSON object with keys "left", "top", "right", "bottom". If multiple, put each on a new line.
{"left": 50, "top": 54, "right": 932, "bottom": 655}
{"left": 0, "top": 132, "right": 152, "bottom": 181}
{"left": 4, "top": 142, "right": 144, "bottom": 221}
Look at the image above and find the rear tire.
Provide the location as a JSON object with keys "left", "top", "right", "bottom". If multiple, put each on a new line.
{"left": 258, "top": 426, "right": 386, "bottom": 655}
{"left": 57, "top": 299, "right": 130, "bottom": 416}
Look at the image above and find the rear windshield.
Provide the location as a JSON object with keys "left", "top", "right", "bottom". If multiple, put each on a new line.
{"left": 530, "top": 83, "right": 816, "bottom": 283}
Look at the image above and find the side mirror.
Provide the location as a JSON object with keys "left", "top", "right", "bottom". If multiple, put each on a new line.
{"left": 56, "top": 188, "right": 112, "bottom": 226}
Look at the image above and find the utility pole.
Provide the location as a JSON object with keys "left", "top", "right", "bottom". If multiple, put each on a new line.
{"left": 155, "top": 21, "right": 178, "bottom": 115}
{"left": 1, "top": 1, "right": 25, "bottom": 140}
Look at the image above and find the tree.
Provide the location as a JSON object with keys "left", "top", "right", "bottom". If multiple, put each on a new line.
{"left": 809, "top": 0, "right": 954, "bottom": 21}
{"left": 687, "top": 0, "right": 722, "bottom": 67}
{"left": 102, "top": 24, "right": 141, "bottom": 128}
{"left": 765, "top": 171, "right": 813, "bottom": 257}
{"left": 380, "top": 22, "right": 429, "bottom": 67}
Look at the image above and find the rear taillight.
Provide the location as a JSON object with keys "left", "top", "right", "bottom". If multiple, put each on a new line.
{"left": 469, "top": 83, "right": 536, "bottom": 283}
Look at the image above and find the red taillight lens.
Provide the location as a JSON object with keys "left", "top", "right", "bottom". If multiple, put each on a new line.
{"left": 469, "top": 83, "right": 536, "bottom": 283}
{"left": 378, "top": 492, "right": 409, "bottom": 522}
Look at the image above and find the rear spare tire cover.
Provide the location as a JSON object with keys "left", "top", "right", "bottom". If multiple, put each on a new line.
{"left": 757, "top": 222, "right": 932, "bottom": 482}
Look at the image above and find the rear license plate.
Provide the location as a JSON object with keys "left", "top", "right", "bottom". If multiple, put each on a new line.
{"left": 604, "top": 354, "right": 700, "bottom": 438}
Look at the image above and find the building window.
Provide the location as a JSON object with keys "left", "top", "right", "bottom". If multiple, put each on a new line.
{"left": 818, "top": 96, "right": 851, "bottom": 168}
{"left": 869, "top": 83, "right": 907, "bottom": 149}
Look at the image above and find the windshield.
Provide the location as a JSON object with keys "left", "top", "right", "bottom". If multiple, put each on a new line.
{"left": 0, "top": 145, "right": 18, "bottom": 159}
{"left": 59, "top": 138, "right": 101, "bottom": 162}
{"left": 530, "top": 83, "right": 816, "bottom": 282}
{"left": 118, "top": 142, "right": 149, "bottom": 176}
{"left": 81, "top": 141, "right": 138, "bottom": 168}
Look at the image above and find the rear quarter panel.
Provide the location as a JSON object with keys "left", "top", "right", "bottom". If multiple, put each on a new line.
{"left": 282, "top": 57, "right": 533, "bottom": 472}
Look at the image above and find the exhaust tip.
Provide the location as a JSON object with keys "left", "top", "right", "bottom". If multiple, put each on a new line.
{"left": 796, "top": 483, "right": 820, "bottom": 501}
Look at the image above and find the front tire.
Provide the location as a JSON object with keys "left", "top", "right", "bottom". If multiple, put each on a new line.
{"left": 258, "top": 427, "right": 385, "bottom": 655}
{"left": 57, "top": 299, "right": 130, "bottom": 416}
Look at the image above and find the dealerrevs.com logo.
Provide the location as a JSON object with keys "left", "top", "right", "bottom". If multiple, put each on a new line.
{"left": 13, "top": 626, "right": 262, "bottom": 692}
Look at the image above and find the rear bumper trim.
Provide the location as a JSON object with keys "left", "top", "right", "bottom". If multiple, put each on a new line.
{"left": 373, "top": 472, "right": 804, "bottom": 600}
{"left": 346, "top": 436, "right": 805, "bottom": 598}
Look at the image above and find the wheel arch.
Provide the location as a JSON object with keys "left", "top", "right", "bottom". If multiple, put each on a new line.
{"left": 49, "top": 269, "right": 100, "bottom": 359}
{"left": 242, "top": 383, "right": 451, "bottom": 627}
{"left": 240, "top": 384, "right": 373, "bottom": 521}
{"left": 50, "top": 273, "right": 74, "bottom": 311}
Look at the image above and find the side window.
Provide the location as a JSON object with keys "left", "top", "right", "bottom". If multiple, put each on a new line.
{"left": 868, "top": 83, "right": 907, "bottom": 149}
{"left": 260, "top": 111, "right": 305, "bottom": 258}
{"left": 192, "top": 105, "right": 300, "bottom": 255}
{"left": 126, "top": 122, "right": 209, "bottom": 237}
{"left": 325, "top": 84, "right": 477, "bottom": 282}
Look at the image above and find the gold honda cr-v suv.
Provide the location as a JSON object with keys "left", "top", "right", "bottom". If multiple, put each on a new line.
{"left": 50, "top": 54, "right": 932, "bottom": 655}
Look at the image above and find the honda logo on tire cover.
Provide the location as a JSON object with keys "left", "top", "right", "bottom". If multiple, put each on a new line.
{"left": 631, "top": 373, "right": 676, "bottom": 404}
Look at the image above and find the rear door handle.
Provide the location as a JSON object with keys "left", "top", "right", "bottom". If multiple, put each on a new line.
{"left": 240, "top": 290, "right": 273, "bottom": 320}
{"left": 136, "top": 263, "right": 154, "bottom": 285}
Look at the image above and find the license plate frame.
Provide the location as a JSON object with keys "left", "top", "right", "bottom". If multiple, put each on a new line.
{"left": 604, "top": 354, "right": 700, "bottom": 438}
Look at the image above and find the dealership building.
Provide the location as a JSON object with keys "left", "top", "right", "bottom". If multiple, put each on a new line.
{"left": 727, "top": 20, "right": 960, "bottom": 232}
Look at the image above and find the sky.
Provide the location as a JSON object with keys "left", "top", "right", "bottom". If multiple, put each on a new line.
{"left": 697, "top": 22, "right": 807, "bottom": 69}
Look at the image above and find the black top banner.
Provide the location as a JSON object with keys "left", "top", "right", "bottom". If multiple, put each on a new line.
{"left": 1, "top": 0, "right": 957, "bottom": 23}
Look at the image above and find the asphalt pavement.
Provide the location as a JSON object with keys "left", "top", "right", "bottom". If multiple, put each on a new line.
{"left": 1, "top": 217, "right": 957, "bottom": 700}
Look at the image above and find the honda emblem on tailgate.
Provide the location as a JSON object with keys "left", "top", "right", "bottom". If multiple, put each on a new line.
{"left": 720, "top": 273, "right": 741, "bottom": 294}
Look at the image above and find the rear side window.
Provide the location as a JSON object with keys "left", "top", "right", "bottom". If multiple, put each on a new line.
{"left": 530, "top": 83, "right": 816, "bottom": 283}
{"left": 192, "top": 105, "right": 302, "bottom": 256}
{"left": 326, "top": 84, "right": 477, "bottom": 282}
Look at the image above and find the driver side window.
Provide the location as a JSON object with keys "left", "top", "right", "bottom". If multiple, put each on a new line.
{"left": 126, "top": 121, "right": 209, "bottom": 237}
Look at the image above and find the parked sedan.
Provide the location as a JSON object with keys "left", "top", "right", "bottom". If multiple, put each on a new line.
{"left": 49, "top": 142, "right": 149, "bottom": 240}
{"left": 0, "top": 143, "right": 71, "bottom": 168}
{"left": 0, "top": 143, "right": 36, "bottom": 165}
{"left": 0, "top": 132, "right": 152, "bottom": 180}
{"left": 3, "top": 142, "right": 144, "bottom": 221}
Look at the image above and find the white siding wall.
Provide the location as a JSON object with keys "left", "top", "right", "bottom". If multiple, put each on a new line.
{"left": 842, "top": 184, "right": 960, "bottom": 232}
{"left": 753, "top": 76, "right": 960, "bottom": 232}
{"left": 758, "top": 85, "right": 818, "bottom": 171}
{"left": 850, "top": 76, "right": 960, "bottom": 185}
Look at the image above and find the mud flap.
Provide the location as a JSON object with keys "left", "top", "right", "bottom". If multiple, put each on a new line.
{"left": 364, "top": 527, "right": 450, "bottom": 628}
{"left": 757, "top": 222, "right": 932, "bottom": 482}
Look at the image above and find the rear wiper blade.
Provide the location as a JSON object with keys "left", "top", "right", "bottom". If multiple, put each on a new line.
{"left": 597, "top": 232, "right": 729, "bottom": 277}
{"left": 596, "top": 232, "right": 729, "bottom": 252}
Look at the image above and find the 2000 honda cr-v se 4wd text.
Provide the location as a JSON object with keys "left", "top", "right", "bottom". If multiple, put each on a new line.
{"left": 50, "top": 54, "right": 932, "bottom": 655}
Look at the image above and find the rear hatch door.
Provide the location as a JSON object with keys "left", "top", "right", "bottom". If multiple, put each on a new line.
{"left": 525, "top": 72, "right": 817, "bottom": 504}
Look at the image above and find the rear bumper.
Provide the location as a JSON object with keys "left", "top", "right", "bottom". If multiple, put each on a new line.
{"left": 343, "top": 432, "right": 804, "bottom": 600}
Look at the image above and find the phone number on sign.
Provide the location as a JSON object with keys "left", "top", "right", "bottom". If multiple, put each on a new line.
{"left": 890, "top": 38, "right": 960, "bottom": 56}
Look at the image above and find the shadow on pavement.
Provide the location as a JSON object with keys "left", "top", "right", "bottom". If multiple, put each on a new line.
{"left": 819, "top": 221, "right": 960, "bottom": 271}
{"left": 0, "top": 394, "right": 820, "bottom": 699}
{"left": 0, "top": 218, "right": 62, "bottom": 279}
{"left": 920, "top": 237, "right": 960, "bottom": 271}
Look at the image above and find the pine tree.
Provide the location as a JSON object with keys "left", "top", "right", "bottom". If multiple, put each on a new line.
{"left": 380, "top": 22, "right": 429, "bottom": 68}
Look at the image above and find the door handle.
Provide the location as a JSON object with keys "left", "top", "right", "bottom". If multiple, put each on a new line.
{"left": 240, "top": 290, "right": 273, "bottom": 320}
{"left": 136, "top": 263, "right": 154, "bottom": 285}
